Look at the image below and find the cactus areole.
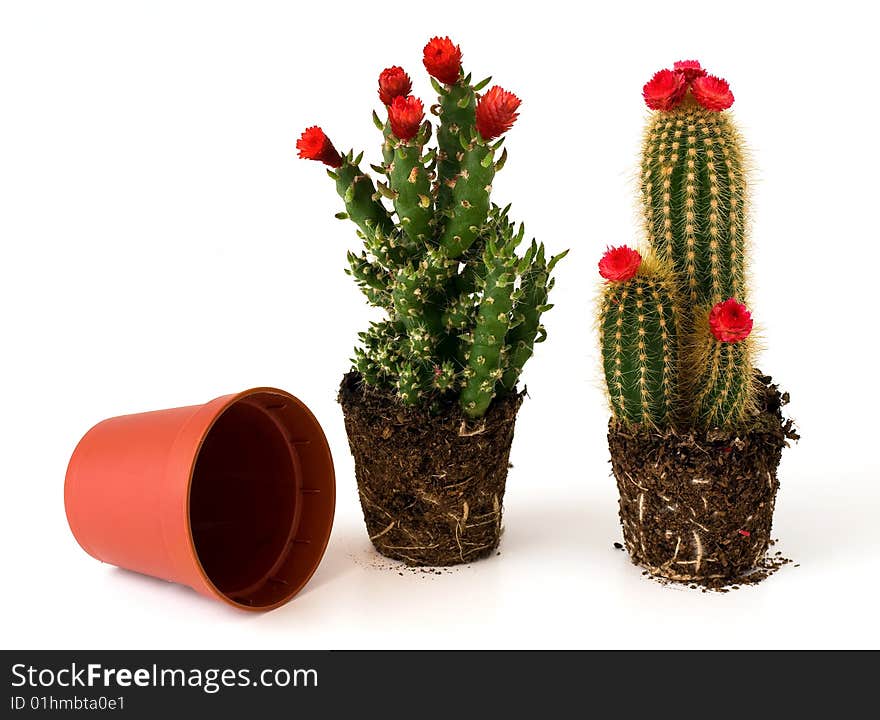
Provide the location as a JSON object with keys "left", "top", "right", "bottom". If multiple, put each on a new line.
{"left": 597, "top": 61, "right": 797, "bottom": 588}
{"left": 300, "top": 39, "right": 566, "bottom": 566}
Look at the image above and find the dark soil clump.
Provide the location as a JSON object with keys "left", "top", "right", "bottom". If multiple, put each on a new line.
{"left": 609, "top": 373, "right": 798, "bottom": 589}
{"left": 338, "top": 372, "right": 523, "bottom": 566}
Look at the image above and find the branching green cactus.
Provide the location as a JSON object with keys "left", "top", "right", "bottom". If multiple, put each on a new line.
{"left": 298, "top": 38, "right": 565, "bottom": 419}
{"left": 598, "top": 61, "right": 757, "bottom": 431}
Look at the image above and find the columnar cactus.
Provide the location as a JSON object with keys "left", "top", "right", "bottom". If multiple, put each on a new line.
{"left": 640, "top": 63, "right": 747, "bottom": 308}
{"left": 299, "top": 37, "right": 565, "bottom": 419}
{"left": 690, "top": 298, "right": 756, "bottom": 428}
{"left": 598, "top": 61, "right": 756, "bottom": 431}
{"left": 598, "top": 248, "right": 681, "bottom": 427}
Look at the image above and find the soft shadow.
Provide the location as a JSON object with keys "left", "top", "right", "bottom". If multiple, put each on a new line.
{"left": 502, "top": 485, "right": 622, "bottom": 560}
{"left": 772, "top": 483, "right": 879, "bottom": 565}
{"left": 108, "top": 567, "right": 242, "bottom": 617}
{"left": 291, "top": 522, "right": 363, "bottom": 596}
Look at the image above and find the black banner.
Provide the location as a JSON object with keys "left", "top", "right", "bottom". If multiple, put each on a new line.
{"left": 2, "top": 650, "right": 874, "bottom": 717}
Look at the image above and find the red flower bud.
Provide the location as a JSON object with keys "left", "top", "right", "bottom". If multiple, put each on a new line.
{"left": 378, "top": 66, "right": 412, "bottom": 106}
{"left": 598, "top": 246, "right": 642, "bottom": 282}
{"left": 691, "top": 74, "right": 735, "bottom": 111}
{"left": 709, "top": 298, "right": 753, "bottom": 343}
{"left": 296, "top": 126, "right": 342, "bottom": 168}
{"left": 388, "top": 95, "right": 424, "bottom": 142}
{"left": 673, "top": 59, "right": 707, "bottom": 83}
{"left": 475, "top": 86, "right": 521, "bottom": 141}
{"left": 422, "top": 36, "right": 462, "bottom": 85}
{"left": 643, "top": 69, "right": 687, "bottom": 111}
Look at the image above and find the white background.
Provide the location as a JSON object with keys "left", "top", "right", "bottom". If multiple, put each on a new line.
{"left": 2, "top": 0, "right": 877, "bottom": 650}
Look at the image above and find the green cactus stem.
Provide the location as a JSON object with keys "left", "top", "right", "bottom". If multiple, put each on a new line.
{"left": 383, "top": 125, "right": 434, "bottom": 245}
{"left": 691, "top": 334, "right": 754, "bottom": 428}
{"left": 354, "top": 320, "right": 405, "bottom": 386}
{"left": 502, "top": 242, "right": 568, "bottom": 391}
{"left": 390, "top": 264, "right": 443, "bottom": 340}
{"left": 460, "top": 237, "right": 518, "bottom": 418}
{"left": 640, "top": 100, "right": 748, "bottom": 307}
{"left": 598, "top": 266, "right": 681, "bottom": 427}
{"left": 434, "top": 78, "right": 475, "bottom": 212}
{"left": 438, "top": 136, "right": 499, "bottom": 258}
{"left": 330, "top": 152, "right": 396, "bottom": 246}
{"left": 346, "top": 251, "right": 392, "bottom": 309}
{"left": 432, "top": 360, "right": 458, "bottom": 393}
{"left": 690, "top": 299, "right": 756, "bottom": 429}
{"left": 396, "top": 361, "right": 428, "bottom": 405}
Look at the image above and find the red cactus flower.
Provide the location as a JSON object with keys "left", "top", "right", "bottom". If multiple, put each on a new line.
{"left": 296, "top": 126, "right": 342, "bottom": 168}
{"left": 422, "top": 36, "right": 462, "bottom": 85}
{"left": 378, "top": 66, "right": 412, "bottom": 106}
{"left": 475, "top": 86, "right": 521, "bottom": 141}
{"left": 643, "top": 68, "right": 687, "bottom": 111}
{"left": 709, "top": 298, "right": 753, "bottom": 343}
{"left": 388, "top": 95, "right": 424, "bottom": 142}
{"left": 673, "top": 59, "right": 707, "bottom": 83}
{"left": 598, "top": 246, "right": 642, "bottom": 282}
{"left": 691, "top": 74, "right": 735, "bottom": 111}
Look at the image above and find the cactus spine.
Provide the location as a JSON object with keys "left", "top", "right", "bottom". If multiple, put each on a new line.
{"left": 599, "top": 62, "right": 757, "bottom": 431}
{"left": 299, "top": 39, "right": 565, "bottom": 419}
{"left": 691, "top": 330, "right": 754, "bottom": 429}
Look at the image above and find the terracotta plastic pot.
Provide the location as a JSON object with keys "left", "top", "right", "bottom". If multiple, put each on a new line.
{"left": 65, "top": 387, "right": 335, "bottom": 611}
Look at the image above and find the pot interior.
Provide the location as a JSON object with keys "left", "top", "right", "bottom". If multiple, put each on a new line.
{"left": 189, "top": 394, "right": 300, "bottom": 607}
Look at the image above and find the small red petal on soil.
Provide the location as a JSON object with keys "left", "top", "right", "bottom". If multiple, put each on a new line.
{"left": 738, "top": 529, "right": 751, "bottom": 537}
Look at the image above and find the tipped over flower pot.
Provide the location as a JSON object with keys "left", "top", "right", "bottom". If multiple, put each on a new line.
{"left": 65, "top": 388, "right": 335, "bottom": 610}
{"left": 298, "top": 37, "right": 566, "bottom": 565}
{"left": 595, "top": 60, "right": 797, "bottom": 588}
